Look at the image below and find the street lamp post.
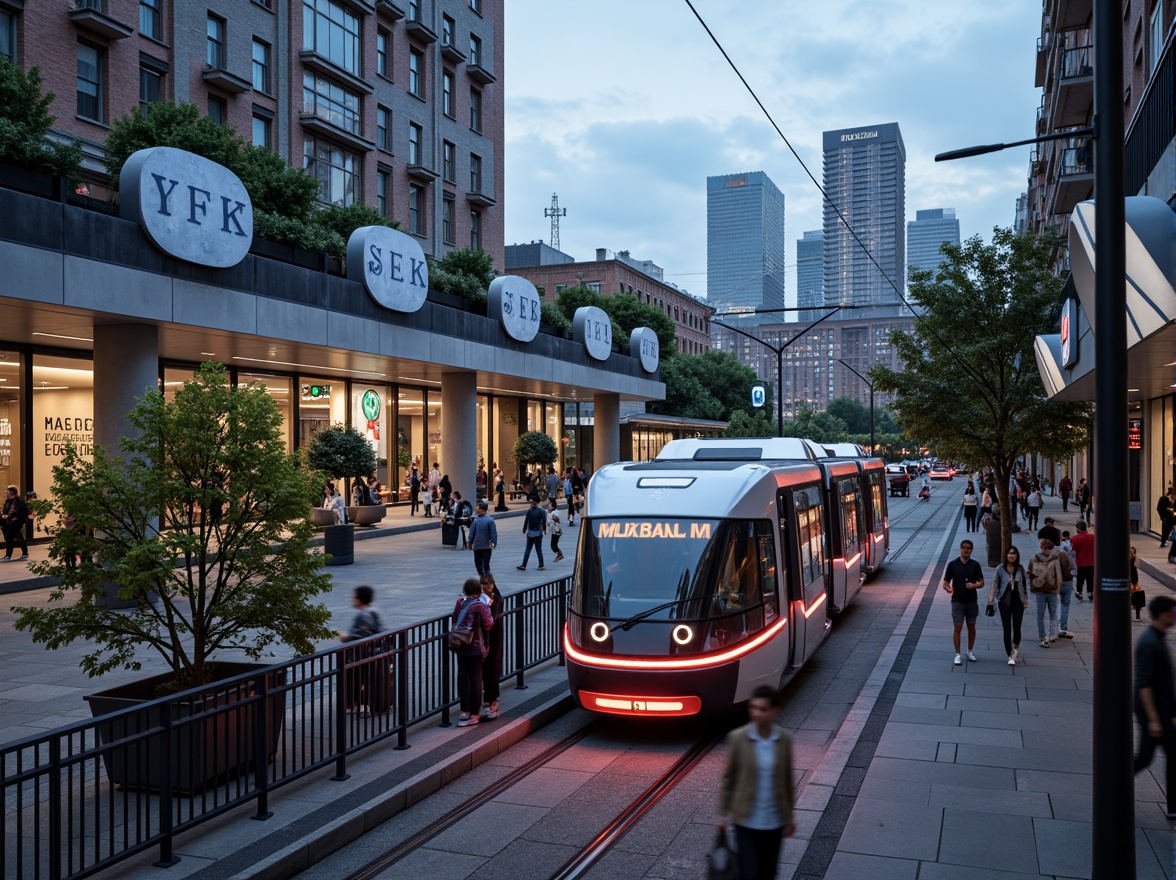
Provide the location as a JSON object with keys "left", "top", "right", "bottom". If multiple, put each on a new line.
{"left": 837, "top": 359, "right": 874, "bottom": 453}
{"left": 934, "top": 3, "right": 1130, "bottom": 873}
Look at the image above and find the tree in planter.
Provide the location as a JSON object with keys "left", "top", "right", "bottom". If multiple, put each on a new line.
{"left": 303, "top": 423, "right": 378, "bottom": 504}
{"left": 0, "top": 57, "right": 83, "bottom": 184}
{"left": 513, "top": 431, "right": 559, "bottom": 487}
{"left": 428, "top": 246, "right": 497, "bottom": 304}
{"left": 12, "top": 362, "right": 333, "bottom": 691}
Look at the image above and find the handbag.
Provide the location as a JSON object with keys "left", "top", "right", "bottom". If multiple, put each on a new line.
{"left": 447, "top": 600, "right": 478, "bottom": 651}
{"left": 707, "top": 829, "right": 738, "bottom": 880}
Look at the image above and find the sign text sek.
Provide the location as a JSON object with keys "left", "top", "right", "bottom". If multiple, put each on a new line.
{"left": 489, "top": 276, "right": 542, "bottom": 342}
{"left": 120, "top": 147, "right": 254, "bottom": 269}
{"left": 347, "top": 226, "right": 429, "bottom": 313}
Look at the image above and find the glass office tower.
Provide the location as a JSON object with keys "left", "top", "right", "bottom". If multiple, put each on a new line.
{"left": 906, "top": 208, "right": 961, "bottom": 280}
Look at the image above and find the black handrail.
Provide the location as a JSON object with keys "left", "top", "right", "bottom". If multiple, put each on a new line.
{"left": 1, "top": 576, "right": 572, "bottom": 879}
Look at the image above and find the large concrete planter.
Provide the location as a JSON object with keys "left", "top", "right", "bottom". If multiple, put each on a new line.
{"left": 83, "top": 662, "right": 286, "bottom": 794}
{"left": 323, "top": 523, "right": 355, "bottom": 565}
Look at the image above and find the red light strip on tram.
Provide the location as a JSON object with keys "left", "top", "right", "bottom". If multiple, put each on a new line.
{"left": 802, "top": 593, "right": 827, "bottom": 619}
{"left": 579, "top": 691, "right": 702, "bottom": 716}
{"left": 563, "top": 617, "right": 787, "bottom": 670}
{"left": 841, "top": 552, "right": 862, "bottom": 567}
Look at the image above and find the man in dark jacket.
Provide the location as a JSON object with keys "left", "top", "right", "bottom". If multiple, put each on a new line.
{"left": 1133, "top": 594, "right": 1176, "bottom": 818}
{"left": 516, "top": 497, "right": 547, "bottom": 572}
{"left": 1158, "top": 487, "right": 1175, "bottom": 548}
{"left": 466, "top": 500, "right": 498, "bottom": 575}
{"left": 1, "top": 485, "right": 29, "bottom": 561}
{"left": 1037, "top": 517, "right": 1062, "bottom": 548}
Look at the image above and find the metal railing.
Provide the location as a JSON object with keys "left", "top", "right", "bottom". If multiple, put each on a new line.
{"left": 1124, "top": 32, "right": 1173, "bottom": 196}
{"left": 2, "top": 576, "right": 571, "bottom": 879}
{"left": 1059, "top": 137, "right": 1092, "bottom": 176}
{"left": 1059, "top": 43, "right": 1093, "bottom": 79}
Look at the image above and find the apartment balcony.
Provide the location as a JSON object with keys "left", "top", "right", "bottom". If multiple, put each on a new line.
{"left": 376, "top": 0, "right": 405, "bottom": 20}
{"left": 1052, "top": 0, "right": 1092, "bottom": 30}
{"left": 68, "top": 0, "right": 133, "bottom": 40}
{"left": 440, "top": 39, "right": 466, "bottom": 65}
{"left": 299, "top": 50, "right": 374, "bottom": 95}
{"left": 1124, "top": 30, "right": 1174, "bottom": 195}
{"left": 406, "top": 164, "right": 439, "bottom": 182}
{"left": 299, "top": 112, "right": 374, "bottom": 153}
{"left": 202, "top": 65, "right": 251, "bottom": 94}
{"left": 1052, "top": 43, "right": 1093, "bottom": 128}
{"left": 1048, "top": 137, "right": 1093, "bottom": 217}
{"left": 467, "top": 63, "right": 496, "bottom": 85}
{"left": 466, "top": 190, "right": 496, "bottom": 207}
{"left": 405, "top": 19, "right": 438, "bottom": 44}
{"left": 1035, "top": 34, "right": 1050, "bottom": 88}
{"left": 1035, "top": 97, "right": 1047, "bottom": 136}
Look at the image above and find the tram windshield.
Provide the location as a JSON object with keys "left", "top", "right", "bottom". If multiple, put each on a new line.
{"left": 573, "top": 517, "right": 779, "bottom": 654}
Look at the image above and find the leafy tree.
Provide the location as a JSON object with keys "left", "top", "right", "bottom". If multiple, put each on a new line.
{"left": 826, "top": 396, "right": 870, "bottom": 434}
{"left": 554, "top": 284, "right": 606, "bottom": 321}
{"left": 781, "top": 408, "right": 849, "bottom": 443}
{"left": 605, "top": 293, "right": 677, "bottom": 360}
{"left": 513, "top": 431, "right": 559, "bottom": 473}
{"left": 650, "top": 350, "right": 764, "bottom": 421}
{"left": 725, "top": 409, "right": 776, "bottom": 438}
{"left": 540, "top": 301, "right": 569, "bottom": 331}
{"left": 872, "top": 229, "right": 1092, "bottom": 557}
{"left": 13, "top": 362, "right": 332, "bottom": 690}
{"left": 0, "top": 58, "right": 82, "bottom": 184}
{"left": 428, "top": 246, "right": 497, "bottom": 303}
{"left": 304, "top": 423, "right": 377, "bottom": 489}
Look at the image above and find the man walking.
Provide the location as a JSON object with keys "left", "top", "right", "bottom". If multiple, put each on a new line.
{"left": 1133, "top": 594, "right": 1176, "bottom": 819}
{"left": 1076, "top": 478, "right": 1093, "bottom": 522}
{"left": 1055, "top": 530, "right": 1076, "bottom": 639}
{"left": 1037, "top": 516, "right": 1061, "bottom": 548}
{"left": 545, "top": 467, "right": 560, "bottom": 505}
{"left": 1070, "top": 519, "right": 1094, "bottom": 602}
{"left": 1058, "top": 473, "right": 1073, "bottom": 512}
{"left": 943, "top": 540, "right": 984, "bottom": 665}
{"left": 1157, "top": 486, "right": 1175, "bottom": 548}
{"left": 466, "top": 500, "right": 497, "bottom": 575}
{"left": 516, "top": 496, "right": 547, "bottom": 572}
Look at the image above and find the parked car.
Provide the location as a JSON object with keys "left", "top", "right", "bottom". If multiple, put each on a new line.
{"left": 929, "top": 463, "right": 953, "bottom": 481}
{"left": 886, "top": 464, "right": 911, "bottom": 496}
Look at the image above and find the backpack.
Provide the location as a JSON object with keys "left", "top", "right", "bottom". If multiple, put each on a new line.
{"left": 1055, "top": 549, "right": 1073, "bottom": 581}
{"left": 1029, "top": 554, "right": 1058, "bottom": 593}
{"left": 410, "top": 473, "right": 420, "bottom": 490}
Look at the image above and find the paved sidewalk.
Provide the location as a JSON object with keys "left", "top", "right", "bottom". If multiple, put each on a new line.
{"left": 821, "top": 494, "right": 1174, "bottom": 880}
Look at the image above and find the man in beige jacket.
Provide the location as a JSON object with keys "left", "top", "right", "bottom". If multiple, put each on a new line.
{"left": 718, "top": 685, "right": 795, "bottom": 879}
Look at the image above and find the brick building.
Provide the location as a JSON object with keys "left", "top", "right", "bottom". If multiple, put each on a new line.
{"left": 0, "top": 0, "right": 504, "bottom": 267}
{"left": 505, "top": 244, "right": 713, "bottom": 356}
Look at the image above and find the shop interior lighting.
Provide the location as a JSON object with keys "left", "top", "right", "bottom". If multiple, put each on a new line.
{"left": 200, "top": 352, "right": 216, "bottom": 357}
{"left": 33, "top": 386, "right": 69, "bottom": 391}
{"left": 397, "top": 376, "right": 441, "bottom": 385}
{"left": 33, "top": 332, "right": 93, "bottom": 342}
{"left": 232, "top": 356, "right": 385, "bottom": 377}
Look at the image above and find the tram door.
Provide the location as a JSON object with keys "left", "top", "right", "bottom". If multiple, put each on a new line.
{"left": 784, "top": 485, "right": 830, "bottom": 665}
{"left": 863, "top": 468, "right": 888, "bottom": 571}
{"left": 839, "top": 478, "right": 864, "bottom": 605}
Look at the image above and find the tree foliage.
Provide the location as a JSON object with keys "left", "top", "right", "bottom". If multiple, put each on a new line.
{"left": 605, "top": 293, "right": 677, "bottom": 360}
{"left": 725, "top": 409, "right": 776, "bottom": 438}
{"left": 871, "top": 228, "right": 1092, "bottom": 556}
{"left": 12, "top": 362, "right": 332, "bottom": 690}
{"left": 0, "top": 58, "right": 82, "bottom": 184}
{"left": 428, "top": 246, "right": 497, "bottom": 303}
{"left": 303, "top": 423, "right": 377, "bottom": 483}
{"left": 780, "top": 408, "right": 849, "bottom": 443}
{"left": 649, "top": 350, "right": 763, "bottom": 421}
{"left": 513, "top": 431, "right": 559, "bottom": 470}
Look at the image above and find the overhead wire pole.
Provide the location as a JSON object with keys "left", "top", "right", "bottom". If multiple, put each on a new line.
{"left": 712, "top": 306, "right": 845, "bottom": 437}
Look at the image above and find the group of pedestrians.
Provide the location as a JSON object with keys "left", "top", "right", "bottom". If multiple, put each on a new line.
{"left": 1056, "top": 472, "right": 1094, "bottom": 521}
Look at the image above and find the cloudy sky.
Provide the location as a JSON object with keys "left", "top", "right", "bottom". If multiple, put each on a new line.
{"left": 502, "top": 0, "right": 1042, "bottom": 309}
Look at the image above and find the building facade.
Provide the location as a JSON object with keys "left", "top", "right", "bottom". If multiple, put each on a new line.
{"left": 706, "top": 171, "right": 786, "bottom": 369}
{"left": 505, "top": 245, "right": 713, "bottom": 357}
{"left": 0, "top": 0, "right": 504, "bottom": 268}
{"left": 822, "top": 123, "right": 905, "bottom": 311}
{"left": 906, "top": 208, "right": 960, "bottom": 279}
{"left": 795, "top": 229, "right": 823, "bottom": 323}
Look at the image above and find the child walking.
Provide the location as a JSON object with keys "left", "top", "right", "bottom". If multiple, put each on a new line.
{"left": 547, "top": 499, "right": 564, "bottom": 562}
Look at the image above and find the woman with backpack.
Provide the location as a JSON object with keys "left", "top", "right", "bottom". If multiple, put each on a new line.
{"left": 987, "top": 546, "right": 1030, "bottom": 665}
{"left": 1028, "top": 538, "right": 1062, "bottom": 647}
{"left": 451, "top": 577, "right": 493, "bottom": 727}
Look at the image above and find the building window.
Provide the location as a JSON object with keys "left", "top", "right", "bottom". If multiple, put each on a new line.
{"left": 302, "top": 71, "right": 361, "bottom": 134}
{"left": 442, "top": 15, "right": 454, "bottom": 46}
{"left": 408, "top": 0, "right": 420, "bottom": 21}
{"left": 442, "top": 71, "right": 454, "bottom": 117}
{"left": 408, "top": 184, "right": 423, "bottom": 235}
{"left": 408, "top": 122, "right": 422, "bottom": 164}
{"left": 377, "top": 29, "right": 389, "bottom": 77}
{"left": 304, "top": 135, "right": 359, "bottom": 206}
{"left": 408, "top": 48, "right": 423, "bottom": 97}
{"left": 469, "top": 88, "right": 481, "bottom": 132}
{"left": 469, "top": 152, "right": 481, "bottom": 193}
{"left": 554, "top": 283, "right": 566, "bottom": 295}
{"left": 208, "top": 95, "right": 227, "bottom": 125}
{"left": 442, "top": 197, "right": 454, "bottom": 244}
{"left": 0, "top": 12, "right": 12, "bottom": 61}
{"left": 252, "top": 114, "right": 270, "bottom": 148}
{"left": 377, "top": 105, "right": 391, "bottom": 151}
{"left": 470, "top": 210, "right": 480, "bottom": 249}
{"left": 586, "top": 282, "right": 601, "bottom": 293}
{"left": 442, "top": 140, "right": 455, "bottom": 182}
{"left": 470, "top": 0, "right": 481, "bottom": 13}
{"left": 139, "top": 67, "right": 162, "bottom": 111}
{"left": 76, "top": 42, "right": 103, "bottom": 122}
{"left": 206, "top": 15, "right": 226, "bottom": 69}
{"left": 469, "top": 34, "right": 481, "bottom": 67}
{"left": 377, "top": 169, "right": 389, "bottom": 217}
{"left": 1151, "top": 2, "right": 1164, "bottom": 73}
{"left": 302, "top": 0, "right": 360, "bottom": 75}
{"left": 139, "top": 0, "right": 162, "bottom": 41}
{"left": 252, "top": 39, "right": 270, "bottom": 93}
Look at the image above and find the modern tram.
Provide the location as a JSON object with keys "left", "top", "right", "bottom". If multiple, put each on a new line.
{"left": 564, "top": 437, "right": 890, "bottom": 717}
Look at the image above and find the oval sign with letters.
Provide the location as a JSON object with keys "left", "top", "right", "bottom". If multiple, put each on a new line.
{"left": 489, "top": 275, "right": 542, "bottom": 342}
{"left": 120, "top": 146, "right": 253, "bottom": 268}
{"left": 346, "top": 226, "right": 429, "bottom": 313}
{"left": 573, "top": 306, "right": 613, "bottom": 361}
{"left": 630, "top": 326, "right": 660, "bottom": 373}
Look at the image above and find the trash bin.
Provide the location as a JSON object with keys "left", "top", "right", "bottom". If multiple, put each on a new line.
{"left": 984, "top": 515, "right": 1002, "bottom": 568}
{"left": 441, "top": 519, "right": 460, "bottom": 547}
{"left": 324, "top": 523, "right": 354, "bottom": 565}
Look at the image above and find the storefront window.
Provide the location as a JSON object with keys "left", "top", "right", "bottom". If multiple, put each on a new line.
{"left": 494, "top": 397, "right": 518, "bottom": 481}
{"left": 298, "top": 376, "right": 346, "bottom": 449}
{"left": 426, "top": 391, "right": 441, "bottom": 477}
{"left": 351, "top": 384, "right": 390, "bottom": 497}
{"left": 545, "top": 402, "right": 561, "bottom": 471}
{"left": 526, "top": 400, "right": 542, "bottom": 433}
{"left": 238, "top": 373, "right": 293, "bottom": 452}
{"left": 477, "top": 394, "right": 490, "bottom": 470}
{"left": 396, "top": 387, "right": 424, "bottom": 499}
{"left": 33, "top": 354, "right": 94, "bottom": 531}
{"left": 0, "top": 352, "right": 22, "bottom": 497}
{"left": 162, "top": 366, "right": 196, "bottom": 403}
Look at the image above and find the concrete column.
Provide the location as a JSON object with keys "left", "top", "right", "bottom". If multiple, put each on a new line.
{"left": 593, "top": 392, "right": 620, "bottom": 475}
{"left": 92, "top": 324, "right": 159, "bottom": 461}
{"left": 441, "top": 371, "right": 477, "bottom": 501}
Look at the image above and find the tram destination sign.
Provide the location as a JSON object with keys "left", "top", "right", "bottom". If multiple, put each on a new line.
{"left": 120, "top": 147, "right": 253, "bottom": 268}
{"left": 630, "top": 326, "right": 660, "bottom": 373}
{"left": 573, "top": 306, "right": 613, "bottom": 361}
{"left": 347, "top": 226, "right": 429, "bottom": 313}
{"left": 488, "top": 275, "right": 542, "bottom": 342}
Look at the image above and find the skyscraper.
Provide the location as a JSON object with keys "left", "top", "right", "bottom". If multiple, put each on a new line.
{"left": 822, "top": 123, "right": 906, "bottom": 313}
{"left": 706, "top": 172, "right": 786, "bottom": 372}
{"left": 906, "top": 209, "right": 961, "bottom": 279}
{"left": 795, "top": 230, "right": 824, "bottom": 322}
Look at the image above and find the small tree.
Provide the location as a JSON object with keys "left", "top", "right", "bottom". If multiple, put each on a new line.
{"left": 304, "top": 424, "right": 377, "bottom": 493}
{"left": 429, "top": 246, "right": 497, "bottom": 303}
{"left": 12, "top": 362, "right": 332, "bottom": 690}
{"left": 605, "top": 293, "right": 677, "bottom": 362}
{"left": 513, "top": 431, "right": 558, "bottom": 477}
{"left": 725, "top": 410, "right": 775, "bottom": 438}
{"left": 0, "top": 58, "right": 82, "bottom": 184}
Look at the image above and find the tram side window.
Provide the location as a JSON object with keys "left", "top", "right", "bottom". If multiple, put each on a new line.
{"left": 840, "top": 481, "right": 859, "bottom": 548}
{"left": 756, "top": 521, "right": 778, "bottom": 621}
{"left": 796, "top": 487, "right": 824, "bottom": 584}
{"left": 869, "top": 474, "right": 885, "bottom": 530}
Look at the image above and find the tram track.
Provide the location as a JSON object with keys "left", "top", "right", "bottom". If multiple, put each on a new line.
{"left": 886, "top": 487, "right": 955, "bottom": 562}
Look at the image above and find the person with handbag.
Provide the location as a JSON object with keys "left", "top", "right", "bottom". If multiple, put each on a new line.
{"left": 479, "top": 572, "right": 504, "bottom": 720}
{"left": 717, "top": 685, "right": 795, "bottom": 880}
{"left": 337, "top": 586, "right": 385, "bottom": 713}
{"left": 450, "top": 577, "right": 493, "bottom": 727}
{"left": 1130, "top": 546, "right": 1146, "bottom": 621}
{"left": 1028, "top": 538, "right": 1062, "bottom": 647}
{"left": 987, "top": 546, "right": 1029, "bottom": 665}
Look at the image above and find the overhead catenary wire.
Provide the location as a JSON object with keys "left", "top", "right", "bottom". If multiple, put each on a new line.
{"left": 682, "top": 0, "right": 994, "bottom": 393}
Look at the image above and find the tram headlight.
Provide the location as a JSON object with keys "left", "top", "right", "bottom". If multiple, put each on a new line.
{"left": 671, "top": 624, "right": 694, "bottom": 646}
{"left": 589, "top": 621, "right": 611, "bottom": 643}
